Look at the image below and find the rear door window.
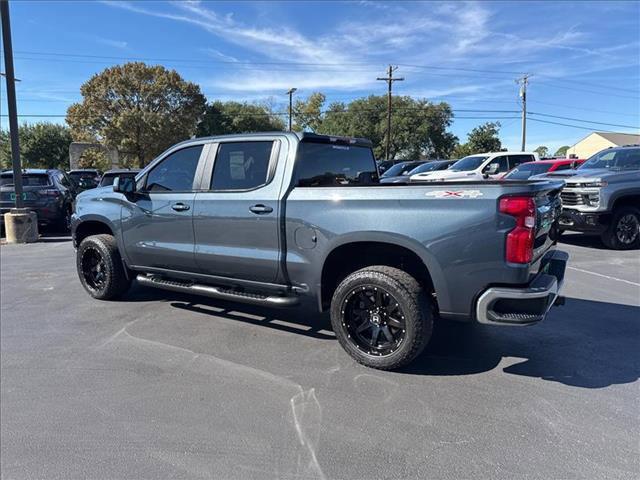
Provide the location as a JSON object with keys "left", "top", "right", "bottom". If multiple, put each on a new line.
{"left": 295, "top": 142, "right": 378, "bottom": 186}
{"left": 210, "top": 141, "right": 274, "bottom": 191}
{"left": 508, "top": 154, "right": 535, "bottom": 169}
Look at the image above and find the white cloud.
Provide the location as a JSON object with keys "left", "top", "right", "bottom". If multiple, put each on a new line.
{"left": 92, "top": 35, "right": 128, "bottom": 50}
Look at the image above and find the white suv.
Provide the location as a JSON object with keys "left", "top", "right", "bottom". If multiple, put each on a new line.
{"left": 410, "top": 152, "right": 540, "bottom": 182}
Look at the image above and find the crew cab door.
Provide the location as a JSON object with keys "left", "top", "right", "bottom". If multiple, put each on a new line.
{"left": 192, "top": 138, "right": 285, "bottom": 283}
{"left": 482, "top": 155, "right": 510, "bottom": 179}
{"left": 120, "top": 144, "right": 206, "bottom": 272}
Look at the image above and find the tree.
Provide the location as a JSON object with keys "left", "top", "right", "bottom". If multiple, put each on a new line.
{"left": 197, "top": 100, "right": 284, "bottom": 136}
{"left": 293, "top": 92, "right": 325, "bottom": 132}
{"left": 0, "top": 122, "right": 72, "bottom": 170}
{"left": 534, "top": 145, "right": 549, "bottom": 158}
{"left": 66, "top": 62, "right": 206, "bottom": 168}
{"left": 454, "top": 122, "right": 502, "bottom": 158}
{"left": 293, "top": 94, "right": 457, "bottom": 159}
{"left": 554, "top": 145, "right": 570, "bottom": 157}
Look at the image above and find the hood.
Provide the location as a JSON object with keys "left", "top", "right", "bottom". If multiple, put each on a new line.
{"left": 379, "top": 175, "right": 410, "bottom": 184}
{"left": 411, "top": 169, "right": 477, "bottom": 181}
{"left": 549, "top": 167, "right": 636, "bottom": 184}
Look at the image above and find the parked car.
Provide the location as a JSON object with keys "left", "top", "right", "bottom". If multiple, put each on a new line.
{"left": 68, "top": 169, "right": 102, "bottom": 191}
{"left": 72, "top": 132, "right": 566, "bottom": 370}
{"left": 503, "top": 159, "right": 586, "bottom": 180}
{"left": 380, "top": 161, "right": 428, "bottom": 179}
{"left": 551, "top": 145, "right": 640, "bottom": 249}
{"left": 381, "top": 159, "right": 456, "bottom": 184}
{"left": 0, "top": 168, "right": 77, "bottom": 231}
{"left": 376, "top": 159, "right": 404, "bottom": 175}
{"left": 411, "top": 152, "right": 539, "bottom": 182}
{"left": 98, "top": 169, "right": 140, "bottom": 188}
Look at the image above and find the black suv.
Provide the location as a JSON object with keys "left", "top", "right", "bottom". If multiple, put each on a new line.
{"left": 0, "top": 169, "right": 78, "bottom": 231}
{"left": 68, "top": 169, "right": 102, "bottom": 191}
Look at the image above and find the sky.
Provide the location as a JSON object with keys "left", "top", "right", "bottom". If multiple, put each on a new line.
{"left": 1, "top": 0, "right": 639, "bottom": 153}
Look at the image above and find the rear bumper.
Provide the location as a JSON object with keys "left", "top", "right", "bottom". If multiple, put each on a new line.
{"left": 1, "top": 206, "right": 64, "bottom": 225}
{"left": 475, "top": 250, "right": 568, "bottom": 326}
{"left": 558, "top": 209, "right": 609, "bottom": 234}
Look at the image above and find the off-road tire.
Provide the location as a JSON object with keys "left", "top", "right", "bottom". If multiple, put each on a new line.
{"left": 601, "top": 206, "right": 640, "bottom": 250}
{"left": 77, "top": 234, "right": 131, "bottom": 300}
{"left": 330, "top": 266, "right": 434, "bottom": 370}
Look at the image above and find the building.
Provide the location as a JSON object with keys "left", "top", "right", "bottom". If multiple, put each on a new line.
{"left": 566, "top": 131, "right": 640, "bottom": 159}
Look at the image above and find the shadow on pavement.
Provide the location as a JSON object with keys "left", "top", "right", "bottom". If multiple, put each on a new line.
{"left": 558, "top": 232, "right": 607, "bottom": 249}
{"left": 406, "top": 297, "right": 640, "bottom": 389}
{"left": 121, "top": 283, "right": 639, "bottom": 389}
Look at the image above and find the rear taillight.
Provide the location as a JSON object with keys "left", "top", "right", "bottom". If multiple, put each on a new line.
{"left": 41, "top": 189, "right": 61, "bottom": 197}
{"left": 499, "top": 196, "right": 536, "bottom": 264}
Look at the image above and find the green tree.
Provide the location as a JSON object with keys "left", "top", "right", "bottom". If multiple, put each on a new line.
{"left": 197, "top": 100, "right": 284, "bottom": 136}
{"left": 293, "top": 92, "right": 326, "bottom": 132}
{"left": 454, "top": 122, "right": 502, "bottom": 158}
{"left": 66, "top": 62, "right": 206, "bottom": 168}
{"left": 554, "top": 145, "right": 570, "bottom": 157}
{"left": 534, "top": 145, "right": 549, "bottom": 158}
{"left": 0, "top": 122, "right": 72, "bottom": 169}
{"left": 297, "top": 94, "right": 457, "bottom": 159}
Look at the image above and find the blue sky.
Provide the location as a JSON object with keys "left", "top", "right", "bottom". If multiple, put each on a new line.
{"left": 2, "top": 0, "right": 639, "bottom": 152}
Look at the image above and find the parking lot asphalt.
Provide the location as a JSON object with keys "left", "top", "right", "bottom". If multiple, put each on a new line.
{"left": 1, "top": 233, "right": 639, "bottom": 480}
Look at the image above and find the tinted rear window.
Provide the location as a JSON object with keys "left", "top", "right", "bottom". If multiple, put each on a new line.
{"left": 295, "top": 142, "right": 378, "bottom": 187}
{"left": 0, "top": 173, "right": 51, "bottom": 186}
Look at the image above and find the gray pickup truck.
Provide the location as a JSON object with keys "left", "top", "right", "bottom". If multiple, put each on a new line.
{"left": 72, "top": 132, "right": 567, "bottom": 370}
{"left": 553, "top": 145, "right": 640, "bottom": 249}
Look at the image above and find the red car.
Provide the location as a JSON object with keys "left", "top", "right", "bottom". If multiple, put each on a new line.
{"left": 503, "top": 158, "right": 586, "bottom": 180}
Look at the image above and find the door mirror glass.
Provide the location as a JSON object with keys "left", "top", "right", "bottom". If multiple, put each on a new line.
{"left": 113, "top": 175, "right": 135, "bottom": 194}
{"left": 485, "top": 162, "right": 499, "bottom": 174}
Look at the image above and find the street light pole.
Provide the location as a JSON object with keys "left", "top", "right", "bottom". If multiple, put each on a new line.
{"left": 286, "top": 87, "right": 297, "bottom": 131}
{"left": 1, "top": 0, "right": 24, "bottom": 208}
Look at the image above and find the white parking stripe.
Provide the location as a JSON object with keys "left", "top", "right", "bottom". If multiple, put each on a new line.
{"left": 568, "top": 266, "right": 640, "bottom": 287}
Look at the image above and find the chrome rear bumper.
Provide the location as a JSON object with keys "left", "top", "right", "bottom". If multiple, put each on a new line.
{"left": 476, "top": 250, "right": 568, "bottom": 326}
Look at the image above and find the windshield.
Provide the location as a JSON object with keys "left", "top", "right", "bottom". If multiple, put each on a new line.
{"left": 408, "top": 162, "right": 447, "bottom": 175}
{"left": 381, "top": 162, "right": 421, "bottom": 178}
{"left": 450, "top": 155, "right": 488, "bottom": 171}
{"left": 579, "top": 148, "right": 640, "bottom": 171}
{"left": 504, "top": 163, "right": 550, "bottom": 179}
{"left": 0, "top": 173, "right": 51, "bottom": 187}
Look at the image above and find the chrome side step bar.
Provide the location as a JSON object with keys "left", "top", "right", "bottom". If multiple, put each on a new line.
{"left": 136, "top": 274, "right": 299, "bottom": 307}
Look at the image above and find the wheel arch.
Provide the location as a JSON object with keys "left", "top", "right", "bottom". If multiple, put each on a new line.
{"left": 318, "top": 233, "right": 448, "bottom": 313}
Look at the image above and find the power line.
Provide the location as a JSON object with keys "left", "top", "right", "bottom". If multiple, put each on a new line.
{"left": 537, "top": 74, "right": 638, "bottom": 94}
{"left": 535, "top": 81, "right": 640, "bottom": 100}
{"left": 528, "top": 100, "right": 640, "bottom": 118}
{"left": 528, "top": 117, "right": 633, "bottom": 133}
{"left": 529, "top": 111, "right": 639, "bottom": 129}
{"left": 397, "top": 63, "right": 524, "bottom": 75}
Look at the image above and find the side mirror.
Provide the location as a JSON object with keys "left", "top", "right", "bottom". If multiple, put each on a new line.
{"left": 484, "top": 163, "right": 499, "bottom": 175}
{"left": 113, "top": 176, "right": 136, "bottom": 194}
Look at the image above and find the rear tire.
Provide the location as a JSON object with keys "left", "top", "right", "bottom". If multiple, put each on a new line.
{"left": 330, "top": 266, "right": 433, "bottom": 370}
{"left": 601, "top": 206, "right": 640, "bottom": 250}
{"left": 77, "top": 234, "right": 132, "bottom": 300}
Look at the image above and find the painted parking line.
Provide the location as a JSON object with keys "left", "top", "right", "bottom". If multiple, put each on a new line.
{"left": 567, "top": 266, "right": 640, "bottom": 287}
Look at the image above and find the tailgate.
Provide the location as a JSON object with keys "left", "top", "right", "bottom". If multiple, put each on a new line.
{"left": 531, "top": 182, "right": 563, "bottom": 261}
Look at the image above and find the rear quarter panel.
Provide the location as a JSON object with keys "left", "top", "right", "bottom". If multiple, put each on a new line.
{"left": 285, "top": 184, "right": 536, "bottom": 317}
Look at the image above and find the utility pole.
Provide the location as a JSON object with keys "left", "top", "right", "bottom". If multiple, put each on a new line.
{"left": 1, "top": 0, "right": 24, "bottom": 208}
{"left": 286, "top": 87, "right": 297, "bottom": 131}
{"left": 517, "top": 74, "right": 531, "bottom": 152}
{"left": 377, "top": 65, "right": 404, "bottom": 162}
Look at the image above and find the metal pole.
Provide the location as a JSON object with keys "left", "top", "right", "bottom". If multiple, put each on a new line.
{"left": 518, "top": 74, "right": 529, "bottom": 152}
{"left": 287, "top": 87, "right": 297, "bottom": 131}
{"left": 377, "top": 65, "right": 403, "bottom": 162}
{"left": 1, "top": 0, "right": 24, "bottom": 208}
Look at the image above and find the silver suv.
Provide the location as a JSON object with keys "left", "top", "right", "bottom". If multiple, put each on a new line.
{"left": 553, "top": 145, "right": 640, "bottom": 249}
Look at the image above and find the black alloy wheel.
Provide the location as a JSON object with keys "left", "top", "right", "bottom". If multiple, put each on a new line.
{"left": 616, "top": 213, "right": 639, "bottom": 245}
{"left": 81, "top": 246, "right": 108, "bottom": 292}
{"left": 341, "top": 285, "right": 406, "bottom": 356}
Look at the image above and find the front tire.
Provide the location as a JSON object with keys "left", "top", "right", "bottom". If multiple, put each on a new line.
{"left": 77, "top": 234, "right": 132, "bottom": 300}
{"left": 601, "top": 206, "right": 640, "bottom": 250}
{"left": 330, "top": 266, "right": 433, "bottom": 370}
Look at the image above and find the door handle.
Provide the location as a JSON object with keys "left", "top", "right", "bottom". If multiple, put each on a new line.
{"left": 171, "top": 202, "right": 190, "bottom": 212}
{"left": 249, "top": 204, "right": 273, "bottom": 214}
